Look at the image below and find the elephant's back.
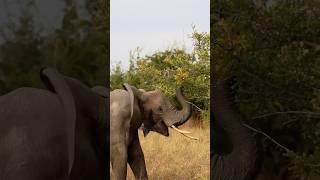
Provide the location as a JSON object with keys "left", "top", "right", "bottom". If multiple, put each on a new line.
{"left": 0, "top": 87, "right": 69, "bottom": 178}
{"left": 1, "top": 87, "right": 68, "bottom": 133}
{"left": 110, "top": 89, "right": 131, "bottom": 141}
{"left": 0, "top": 87, "right": 62, "bottom": 122}
{"left": 0, "top": 87, "right": 66, "bottom": 138}
{"left": 110, "top": 89, "right": 131, "bottom": 122}
{"left": 110, "top": 89, "right": 128, "bottom": 98}
{"left": 110, "top": 89, "right": 130, "bottom": 110}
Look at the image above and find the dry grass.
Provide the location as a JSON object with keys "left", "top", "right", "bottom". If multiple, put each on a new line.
{"left": 127, "top": 125, "right": 210, "bottom": 180}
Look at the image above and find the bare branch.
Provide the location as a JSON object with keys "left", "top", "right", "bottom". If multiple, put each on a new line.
{"left": 242, "top": 123, "right": 291, "bottom": 153}
{"left": 306, "top": 163, "right": 320, "bottom": 168}
{"left": 186, "top": 101, "right": 204, "bottom": 112}
{"left": 252, "top": 111, "right": 320, "bottom": 120}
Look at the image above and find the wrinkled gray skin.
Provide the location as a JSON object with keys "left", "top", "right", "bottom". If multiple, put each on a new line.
{"left": 212, "top": 79, "right": 261, "bottom": 180}
{"left": 110, "top": 83, "right": 192, "bottom": 180}
{"left": 0, "top": 67, "right": 108, "bottom": 180}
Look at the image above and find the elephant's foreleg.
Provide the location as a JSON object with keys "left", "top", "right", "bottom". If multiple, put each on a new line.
{"left": 128, "top": 133, "right": 148, "bottom": 180}
{"left": 110, "top": 141, "right": 127, "bottom": 180}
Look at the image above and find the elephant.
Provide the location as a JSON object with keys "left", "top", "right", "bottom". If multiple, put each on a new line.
{"left": 110, "top": 83, "right": 193, "bottom": 180}
{"left": 211, "top": 78, "right": 262, "bottom": 180}
{"left": 0, "top": 67, "right": 108, "bottom": 180}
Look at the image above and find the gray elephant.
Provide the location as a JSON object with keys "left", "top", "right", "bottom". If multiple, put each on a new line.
{"left": 212, "top": 79, "right": 261, "bottom": 180}
{"left": 0, "top": 67, "right": 108, "bottom": 180}
{"left": 110, "top": 83, "right": 193, "bottom": 180}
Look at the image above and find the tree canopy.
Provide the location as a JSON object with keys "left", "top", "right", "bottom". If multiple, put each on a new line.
{"left": 111, "top": 29, "right": 210, "bottom": 123}
{"left": 0, "top": 0, "right": 107, "bottom": 94}
{"left": 213, "top": 0, "right": 320, "bottom": 179}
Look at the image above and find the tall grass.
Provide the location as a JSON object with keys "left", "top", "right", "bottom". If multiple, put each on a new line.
{"left": 127, "top": 125, "right": 210, "bottom": 179}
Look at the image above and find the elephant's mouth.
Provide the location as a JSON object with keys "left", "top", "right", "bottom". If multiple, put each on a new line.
{"left": 142, "top": 123, "right": 198, "bottom": 140}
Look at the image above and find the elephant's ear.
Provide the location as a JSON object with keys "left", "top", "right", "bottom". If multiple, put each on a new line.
{"left": 122, "top": 83, "right": 145, "bottom": 118}
{"left": 92, "top": 86, "right": 108, "bottom": 98}
{"left": 40, "top": 67, "right": 76, "bottom": 175}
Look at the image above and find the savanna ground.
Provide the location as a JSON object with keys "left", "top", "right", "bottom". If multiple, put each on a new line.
{"left": 127, "top": 122, "right": 210, "bottom": 180}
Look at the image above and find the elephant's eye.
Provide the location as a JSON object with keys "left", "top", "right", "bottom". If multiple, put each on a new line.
{"left": 158, "top": 107, "right": 163, "bottom": 112}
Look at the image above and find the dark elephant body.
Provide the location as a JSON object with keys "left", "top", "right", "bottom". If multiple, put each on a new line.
{"left": 0, "top": 68, "right": 108, "bottom": 180}
{"left": 0, "top": 88, "right": 70, "bottom": 179}
{"left": 211, "top": 79, "right": 261, "bottom": 180}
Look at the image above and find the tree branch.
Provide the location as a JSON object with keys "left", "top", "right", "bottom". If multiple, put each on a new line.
{"left": 252, "top": 111, "right": 320, "bottom": 120}
{"left": 242, "top": 123, "right": 291, "bottom": 153}
{"left": 186, "top": 101, "right": 204, "bottom": 112}
{"left": 306, "top": 163, "right": 320, "bottom": 168}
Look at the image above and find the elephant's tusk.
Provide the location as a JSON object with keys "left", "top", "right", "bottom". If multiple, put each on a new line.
{"left": 170, "top": 125, "right": 199, "bottom": 140}
{"left": 170, "top": 125, "right": 192, "bottom": 134}
{"left": 181, "top": 133, "right": 199, "bottom": 140}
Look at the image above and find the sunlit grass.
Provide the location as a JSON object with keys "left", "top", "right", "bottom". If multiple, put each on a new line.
{"left": 127, "top": 124, "right": 210, "bottom": 179}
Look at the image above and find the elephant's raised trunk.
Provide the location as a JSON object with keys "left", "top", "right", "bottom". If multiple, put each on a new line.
{"left": 212, "top": 79, "right": 261, "bottom": 180}
{"left": 174, "top": 86, "right": 192, "bottom": 126}
{"left": 164, "top": 87, "right": 192, "bottom": 127}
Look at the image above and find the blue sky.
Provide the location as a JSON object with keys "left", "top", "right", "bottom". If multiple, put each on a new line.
{"left": 111, "top": 0, "right": 210, "bottom": 71}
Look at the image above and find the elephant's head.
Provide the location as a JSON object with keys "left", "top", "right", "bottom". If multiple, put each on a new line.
{"left": 123, "top": 83, "right": 192, "bottom": 137}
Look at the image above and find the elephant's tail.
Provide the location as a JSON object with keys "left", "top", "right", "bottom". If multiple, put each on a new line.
{"left": 40, "top": 67, "right": 76, "bottom": 176}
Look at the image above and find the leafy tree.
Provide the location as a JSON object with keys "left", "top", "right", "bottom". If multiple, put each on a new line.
{"left": 213, "top": 0, "right": 320, "bottom": 178}
{"left": 110, "top": 63, "right": 124, "bottom": 90}
{"left": 111, "top": 30, "right": 210, "bottom": 123}
{"left": 0, "top": 0, "right": 107, "bottom": 94}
